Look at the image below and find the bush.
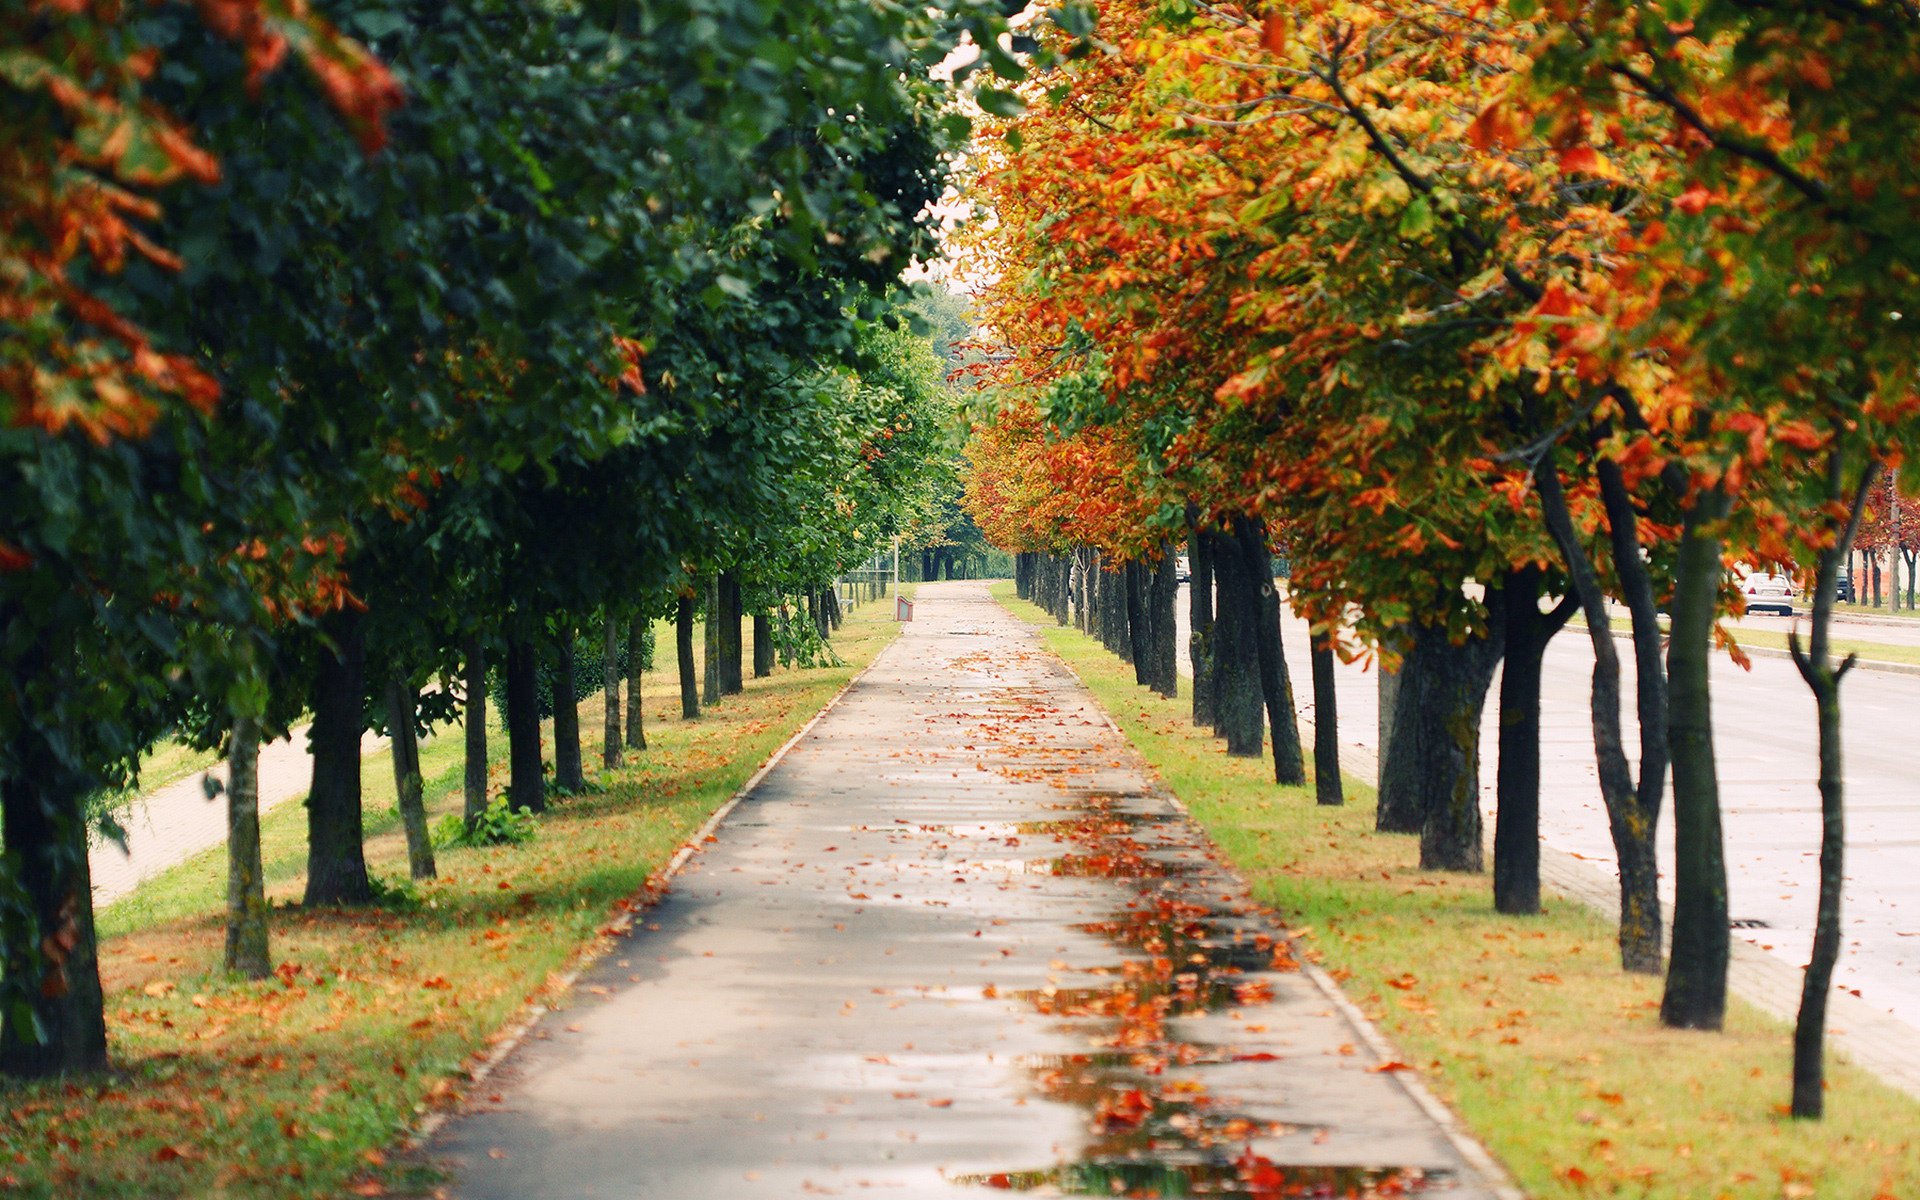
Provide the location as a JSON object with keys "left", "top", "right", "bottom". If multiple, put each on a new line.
{"left": 434, "top": 796, "right": 538, "bottom": 848}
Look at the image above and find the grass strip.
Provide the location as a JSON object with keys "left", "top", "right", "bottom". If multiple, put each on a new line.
{"left": 1573, "top": 615, "right": 1920, "bottom": 668}
{"left": 995, "top": 582, "right": 1918, "bottom": 1200}
{"left": 2, "top": 598, "right": 900, "bottom": 1199}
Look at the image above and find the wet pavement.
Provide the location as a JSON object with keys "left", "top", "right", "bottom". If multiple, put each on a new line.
{"left": 423, "top": 582, "right": 1508, "bottom": 1199}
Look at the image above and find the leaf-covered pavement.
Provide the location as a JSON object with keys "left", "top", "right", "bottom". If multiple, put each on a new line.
{"left": 420, "top": 582, "right": 1508, "bottom": 1198}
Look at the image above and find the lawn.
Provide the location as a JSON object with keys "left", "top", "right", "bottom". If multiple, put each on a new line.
{"left": 2, "top": 596, "right": 901, "bottom": 1199}
{"left": 997, "top": 583, "right": 1918, "bottom": 1200}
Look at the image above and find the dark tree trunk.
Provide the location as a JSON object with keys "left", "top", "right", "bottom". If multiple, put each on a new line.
{"left": 0, "top": 736, "right": 109, "bottom": 1077}
{"left": 552, "top": 634, "right": 585, "bottom": 794}
{"left": 677, "top": 596, "right": 700, "bottom": 720}
{"left": 603, "top": 616, "right": 624, "bottom": 770}
{"left": 463, "top": 636, "right": 488, "bottom": 827}
{"left": 719, "top": 572, "right": 744, "bottom": 694}
{"left": 385, "top": 675, "right": 435, "bottom": 879}
{"left": 824, "top": 585, "right": 843, "bottom": 631}
{"left": 627, "top": 613, "right": 649, "bottom": 750}
{"left": 1075, "top": 547, "right": 1094, "bottom": 633}
{"left": 1015, "top": 552, "right": 1031, "bottom": 599}
{"left": 1490, "top": 568, "right": 1574, "bottom": 914}
{"left": 1125, "top": 559, "right": 1151, "bottom": 686}
{"left": 1310, "top": 627, "right": 1343, "bottom": 806}
{"left": 1149, "top": 546, "right": 1178, "bottom": 697}
{"left": 1789, "top": 457, "right": 1878, "bottom": 1118}
{"left": 753, "top": 612, "right": 774, "bottom": 678}
{"left": 1190, "top": 524, "right": 1216, "bottom": 729}
{"left": 1537, "top": 452, "right": 1668, "bottom": 971}
{"left": 225, "top": 715, "right": 271, "bottom": 979}
{"left": 1207, "top": 530, "right": 1264, "bottom": 756}
{"left": 305, "top": 608, "right": 373, "bottom": 905}
{"left": 1375, "top": 614, "right": 1504, "bottom": 867}
{"left": 704, "top": 577, "right": 722, "bottom": 705}
{"left": 1662, "top": 486, "right": 1733, "bottom": 1030}
{"left": 504, "top": 634, "right": 546, "bottom": 814}
{"left": 1231, "top": 516, "right": 1305, "bottom": 786}
{"left": 1053, "top": 555, "right": 1071, "bottom": 626}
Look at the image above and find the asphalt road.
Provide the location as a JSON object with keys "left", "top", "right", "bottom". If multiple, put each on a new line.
{"left": 1171, "top": 585, "right": 1920, "bottom": 1033}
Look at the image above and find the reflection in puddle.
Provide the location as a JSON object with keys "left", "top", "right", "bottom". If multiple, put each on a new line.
{"left": 965, "top": 792, "right": 1442, "bottom": 1199}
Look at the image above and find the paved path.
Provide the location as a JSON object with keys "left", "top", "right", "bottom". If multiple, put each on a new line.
{"left": 1172, "top": 588, "right": 1920, "bottom": 1097}
{"left": 89, "top": 728, "right": 387, "bottom": 907}
{"left": 423, "top": 582, "right": 1511, "bottom": 1200}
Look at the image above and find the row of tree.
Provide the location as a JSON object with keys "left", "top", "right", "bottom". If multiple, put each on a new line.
{"left": 0, "top": 0, "right": 1037, "bottom": 1080}
{"left": 960, "top": 0, "right": 1919, "bottom": 1119}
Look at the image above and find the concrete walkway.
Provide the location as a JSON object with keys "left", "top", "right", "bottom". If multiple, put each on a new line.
{"left": 422, "top": 582, "right": 1512, "bottom": 1199}
{"left": 89, "top": 728, "right": 387, "bottom": 907}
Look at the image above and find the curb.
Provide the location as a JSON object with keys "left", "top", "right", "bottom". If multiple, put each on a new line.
{"left": 403, "top": 633, "right": 902, "bottom": 1154}
{"left": 1014, "top": 603, "right": 1528, "bottom": 1200}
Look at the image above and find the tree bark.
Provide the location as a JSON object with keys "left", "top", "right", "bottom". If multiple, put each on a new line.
{"left": 627, "top": 613, "right": 649, "bottom": 749}
{"left": 677, "top": 595, "right": 700, "bottom": 720}
{"left": 1310, "top": 626, "right": 1343, "bottom": 806}
{"left": 305, "top": 608, "right": 373, "bottom": 905}
{"left": 603, "top": 616, "right": 624, "bottom": 769}
{"left": 1490, "top": 568, "right": 1574, "bottom": 914}
{"left": 1662, "top": 486, "right": 1733, "bottom": 1030}
{"left": 552, "top": 634, "right": 585, "bottom": 794}
{"left": 1125, "top": 560, "right": 1151, "bottom": 686}
{"left": 1231, "top": 516, "right": 1305, "bottom": 787}
{"left": 719, "top": 573, "right": 745, "bottom": 693}
{"left": 1149, "top": 546, "right": 1178, "bottom": 697}
{"left": 753, "top": 611, "right": 774, "bottom": 678}
{"left": 0, "top": 754, "right": 108, "bottom": 1077}
{"left": 704, "top": 577, "right": 723, "bottom": 705}
{"left": 1376, "top": 614, "right": 1504, "bottom": 866}
{"left": 1789, "top": 456, "right": 1878, "bottom": 1119}
{"left": 1190, "top": 524, "right": 1216, "bottom": 729}
{"left": 463, "top": 636, "right": 488, "bottom": 828}
{"left": 1207, "top": 530, "right": 1264, "bottom": 756}
{"left": 224, "top": 715, "right": 271, "bottom": 978}
{"left": 504, "top": 634, "right": 546, "bottom": 814}
{"left": 385, "top": 675, "right": 435, "bottom": 879}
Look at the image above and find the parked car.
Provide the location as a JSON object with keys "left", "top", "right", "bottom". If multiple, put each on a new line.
{"left": 1733, "top": 566, "right": 1797, "bottom": 615}
{"left": 1837, "top": 573, "right": 1857, "bottom": 604}
{"left": 1175, "top": 555, "right": 1191, "bottom": 584}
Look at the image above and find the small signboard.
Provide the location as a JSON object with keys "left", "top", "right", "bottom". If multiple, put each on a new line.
{"left": 895, "top": 595, "right": 914, "bottom": 622}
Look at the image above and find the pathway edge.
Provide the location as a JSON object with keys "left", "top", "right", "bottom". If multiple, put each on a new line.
{"left": 404, "top": 631, "right": 903, "bottom": 1153}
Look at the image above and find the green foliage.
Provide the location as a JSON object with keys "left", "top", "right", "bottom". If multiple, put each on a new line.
{"left": 433, "top": 797, "right": 538, "bottom": 849}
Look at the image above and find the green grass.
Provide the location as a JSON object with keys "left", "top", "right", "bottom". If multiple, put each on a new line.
{"left": 1, "top": 597, "right": 901, "bottom": 1199}
{"left": 995, "top": 582, "right": 1920, "bottom": 1200}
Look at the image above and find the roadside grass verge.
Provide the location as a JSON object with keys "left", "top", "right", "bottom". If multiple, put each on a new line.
{"left": 1, "top": 597, "right": 899, "bottom": 1199}
{"left": 1575, "top": 615, "right": 1920, "bottom": 669}
{"left": 996, "top": 582, "right": 1919, "bottom": 1200}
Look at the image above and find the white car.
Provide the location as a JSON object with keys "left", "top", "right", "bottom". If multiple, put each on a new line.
{"left": 1734, "top": 568, "right": 1797, "bottom": 616}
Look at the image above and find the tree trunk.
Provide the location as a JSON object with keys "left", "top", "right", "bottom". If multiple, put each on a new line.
{"left": 1789, "top": 456, "right": 1878, "bottom": 1119}
{"left": 1231, "top": 516, "right": 1305, "bottom": 787}
{"left": 720, "top": 573, "right": 745, "bottom": 693}
{"left": 1491, "top": 568, "right": 1573, "bottom": 914}
{"left": 677, "top": 595, "right": 700, "bottom": 719}
{"left": 0, "top": 754, "right": 108, "bottom": 1077}
{"left": 305, "top": 608, "right": 373, "bottom": 905}
{"left": 1376, "top": 614, "right": 1504, "bottom": 867}
{"left": 753, "top": 612, "right": 774, "bottom": 678}
{"left": 220, "top": 714, "right": 273, "bottom": 979}
{"left": 1208, "top": 530, "right": 1264, "bottom": 756}
{"left": 1016, "top": 552, "right": 1031, "bottom": 600}
{"left": 1662, "top": 486, "right": 1733, "bottom": 1030}
{"left": 704, "top": 578, "right": 723, "bottom": 705}
{"left": 1125, "top": 559, "right": 1151, "bottom": 686}
{"left": 1310, "top": 627, "right": 1343, "bottom": 806}
{"left": 1191, "top": 524, "right": 1216, "bottom": 729}
{"left": 1537, "top": 454, "right": 1668, "bottom": 970}
{"left": 603, "top": 616, "right": 624, "bottom": 769}
{"left": 385, "top": 675, "right": 435, "bottom": 879}
{"left": 504, "top": 634, "right": 546, "bottom": 814}
{"left": 1149, "top": 546, "right": 1178, "bottom": 697}
{"left": 823, "top": 585, "right": 843, "bottom": 632}
{"left": 552, "top": 634, "right": 584, "bottom": 794}
{"left": 463, "top": 636, "right": 488, "bottom": 828}
{"left": 627, "top": 613, "right": 649, "bottom": 750}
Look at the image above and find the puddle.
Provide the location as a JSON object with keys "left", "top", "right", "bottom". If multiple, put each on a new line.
{"left": 968, "top": 791, "right": 1438, "bottom": 1198}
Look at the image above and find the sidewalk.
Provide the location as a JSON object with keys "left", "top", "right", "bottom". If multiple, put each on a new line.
{"left": 89, "top": 727, "right": 388, "bottom": 907}
{"left": 420, "top": 582, "right": 1514, "bottom": 1199}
